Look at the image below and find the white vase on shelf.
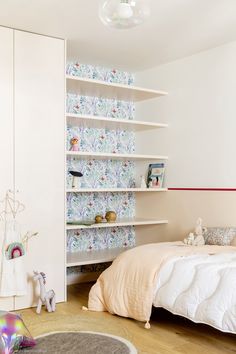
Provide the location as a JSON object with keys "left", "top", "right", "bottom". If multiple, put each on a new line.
{"left": 140, "top": 175, "right": 147, "bottom": 189}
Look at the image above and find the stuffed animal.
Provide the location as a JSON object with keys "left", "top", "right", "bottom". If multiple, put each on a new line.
{"left": 183, "top": 218, "right": 206, "bottom": 246}
{"left": 183, "top": 232, "right": 195, "bottom": 245}
{"left": 33, "top": 271, "right": 56, "bottom": 314}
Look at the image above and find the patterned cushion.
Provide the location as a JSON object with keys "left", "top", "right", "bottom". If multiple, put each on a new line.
{"left": 231, "top": 237, "right": 236, "bottom": 246}
{"left": 203, "top": 227, "right": 236, "bottom": 246}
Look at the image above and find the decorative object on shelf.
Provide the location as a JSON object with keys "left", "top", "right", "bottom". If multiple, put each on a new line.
{"left": 99, "top": 0, "right": 150, "bottom": 29}
{"left": 0, "top": 311, "right": 36, "bottom": 354}
{"left": 67, "top": 220, "right": 94, "bottom": 226}
{"left": 5, "top": 242, "right": 25, "bottom": 260}
{"left": 140, "top": 175, "right": 146, "bottom": 188}
{"left": 70, "top": 136, "right": 79, "bottom": 151}
{"left": 147, "top": 163, "right": 165, "bottom": 189}
{"left": 69, "top": 171, "right": 83, "bottom": 189}
{"left": 105, "top": 211, "right": 117, "bottom": 222}
{"left": 183, "top": 217, "right": 206, "bottom": 246}
{"left": 33, "top": 271, "right": 56, "bottom": 314}
{"left": 95, "top": 215, "right": 103, "bottom": 223}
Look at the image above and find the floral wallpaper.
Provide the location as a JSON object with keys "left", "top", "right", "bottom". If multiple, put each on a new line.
{"left": 67, "top": 158, "right": 135, "bottom": 189}
{"left": 66, "top": 62, "right": 136, "bottom": 271}
{"left": 67, "top": 192, "right": 135, "bottom": 222}
{"left": 66, "top": 62, "right": 134, "bottom": 86}
{"left": 67, "top": 93, "right": 135, "bottom": 120}
{"left": 67, "top": 126, "right": 135, "bottom": 154}
{"left": 67, "top": 226, "right": 135, "bottom": 253}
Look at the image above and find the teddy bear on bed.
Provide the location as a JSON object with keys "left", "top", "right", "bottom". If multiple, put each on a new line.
{"left": 183, "top": 217, "right": 206, "bottom": 246}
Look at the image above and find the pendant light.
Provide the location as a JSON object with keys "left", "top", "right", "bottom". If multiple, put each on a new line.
{"left": 99, "top": 0, "right": 150, "bottom": 29}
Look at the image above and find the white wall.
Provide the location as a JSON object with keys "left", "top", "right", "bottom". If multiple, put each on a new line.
{"left": 135, "top": 41, "right": 236, "bottom": 188}
{"left": 136, "top": 190, "right": 236, "bottom": 243}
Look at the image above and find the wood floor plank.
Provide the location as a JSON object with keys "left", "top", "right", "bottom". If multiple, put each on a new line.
{"left": 18, "top": 283, "right": 236, "bottom": 354}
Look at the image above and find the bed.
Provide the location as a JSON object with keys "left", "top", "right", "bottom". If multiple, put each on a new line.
{"left": 87, "top": 241, "right": 236, "bottom": 334}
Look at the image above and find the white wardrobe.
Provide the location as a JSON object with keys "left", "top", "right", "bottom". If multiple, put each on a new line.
{"left": 0, "top": 27, "right": 65, "bottom": 310}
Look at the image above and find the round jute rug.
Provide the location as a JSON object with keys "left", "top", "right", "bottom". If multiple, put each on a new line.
{"left": 22, "top": 331, "right": 137, "bottom": 354}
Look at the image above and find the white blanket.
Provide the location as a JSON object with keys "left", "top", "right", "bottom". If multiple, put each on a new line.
{"left": 88, "top": 242, "right": 236, "bottom": 333}
{"left": 153, "top": 252, "right": 236, "bottom": 334}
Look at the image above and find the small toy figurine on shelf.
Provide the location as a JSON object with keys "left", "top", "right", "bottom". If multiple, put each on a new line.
{"left": 69, "top": 171, "right": 83, "bottom": 189}
{"left": 70, "top": 136, "right": 79, "bottom": 151}
{"left": 33, "top": 271, "right": 56, "bottom": 314}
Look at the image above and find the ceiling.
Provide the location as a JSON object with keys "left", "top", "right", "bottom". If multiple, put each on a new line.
{"left": 0, "top": 0, "right": 236, "bottom": 72}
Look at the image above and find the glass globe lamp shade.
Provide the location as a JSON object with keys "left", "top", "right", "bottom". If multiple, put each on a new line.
{"left": 99, "top": 0, "right": 150, "bottom": 29}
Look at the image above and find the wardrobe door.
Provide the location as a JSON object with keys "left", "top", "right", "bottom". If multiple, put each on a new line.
{"left": 14, "top": 30, "right": 65, "bottom": 309}
{"left": 0, "top": 26, "right": 14, "bottom": 310}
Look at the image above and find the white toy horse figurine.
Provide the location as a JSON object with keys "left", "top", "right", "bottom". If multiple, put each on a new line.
{"left": 33, "top": 271, "right": 56, "bottom": 314}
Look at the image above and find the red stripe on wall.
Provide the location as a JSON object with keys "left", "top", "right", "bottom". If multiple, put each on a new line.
{"left": 168, "top": 188, "right": 236, "bottom": 191}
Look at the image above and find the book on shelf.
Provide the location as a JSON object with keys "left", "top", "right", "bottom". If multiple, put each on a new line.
{"left": 147, "top": 163, "right": 165, "bottom": 188}
{"left": 67, "top": 220, "right": 94, "bottom": 226}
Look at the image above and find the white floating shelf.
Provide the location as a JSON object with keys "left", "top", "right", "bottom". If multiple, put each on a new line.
{"left": 66, "top": 188, "right": 168, "bottom": 193}
{"left": 67, "top": 151, "right": 168, "bottom": 161}
{"left": 66, "top": 113, "right": 168, "bottom": 131}
{"left": 66, "top": 75, "right": 168, "bottom": 102}
{"left": 67, "top": 247, "right": 133, "bottom": 267}
{"left": 66, "top": 218, "right": 168, "bottom": 230}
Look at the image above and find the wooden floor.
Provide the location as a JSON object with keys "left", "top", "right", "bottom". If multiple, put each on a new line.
{"left": 20, "top": 283, "right": 236, "bottom": 354}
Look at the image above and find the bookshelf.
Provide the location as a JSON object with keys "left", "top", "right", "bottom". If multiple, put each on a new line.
{"left": 66, "top": 75, "right": 168, "bottom": 267}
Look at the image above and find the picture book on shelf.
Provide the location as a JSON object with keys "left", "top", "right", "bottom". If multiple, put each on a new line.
{"left": 147, "top": 163, "right": 165, "bottom": 188}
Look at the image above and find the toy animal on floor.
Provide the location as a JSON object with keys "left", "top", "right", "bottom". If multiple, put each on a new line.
{"left": 33, "top": 271, "right": 56, "bottom": 314}
{"left": 183, "top": 217, "right": 206, "bottom": 246}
